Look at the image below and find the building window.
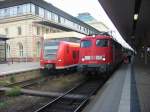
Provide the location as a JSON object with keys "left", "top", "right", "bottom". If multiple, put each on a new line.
{"left": 17, "top": 5, "right": 23, "bottom": 15}
{"left": 77, "top": 24, "right": 80, "bottom": 29}
{"left": 87, "top": 29, "right": 89, "bottom": 34}
{"left": 0, "top": 9, "right": 4, "bottom": 18}
{"left": 10, "top": 7, "right": 14, "bottom": 16}
{"left": 6, "top": 44, "right": 10, "bottom": 57}
{"left": 13, "top": 6, "right": 17, "bottom": 16}
{"left": 22, "top": 4, "right": 27, "bottom": 14}
{"left": 44, "top": 10, "right": 48, "bottom": 19}
{"left": 18, "top": 27, "right": 22, "bottom": 35}
{"left": 37, "top": 27, "right": 40, "bottom": 35}
{"left": 0, "top": 3, "right": 34, "bottom": 18}
{"left": 4, "top": 8, "right": 10, "bottom": 17}
{"left": 51, "top": 13, "right": 58, "bottom": 22}
{"left": 46, "top": 28, "right": 49, "bottom": 34}
{"left": 18, "top": 43, "right": 23, "bottom": 57}
{"left": 22, "top": 4, "right": 30, "bottom": 14}
{"left": 80, "top": 26, "right": 83, "bottom": 31}
{"left": 39, "top": 7, "right": 44, "bottom": 18}
{"left": 60, "top": 17, "right": 66, "bottom": 24}
{"left": 30, "top": 4, "right": 35, "bottom": 14}
{"left": 47, "top": 11, "right": 51, "bottom": 20}
{"left": 51, "top": 13, "right": 55, "bottom": 21}
{"left": 73, "top": 23, "right": 77, "bottom": 29}
{"left": 36, "top": 42, "right": 40, "bottom": 57}
{"left": 79, "top": 26, "right": 81, "bottom": 30}
{"left": 5, "top": 28, "right": 8, "bottom": 35}
{"left": 54, "top": 14, "right": 58, "bottom": 22}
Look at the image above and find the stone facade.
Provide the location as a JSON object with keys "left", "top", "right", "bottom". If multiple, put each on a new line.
{"left": 0, "top": 14, "right": 62, "bottom": 62}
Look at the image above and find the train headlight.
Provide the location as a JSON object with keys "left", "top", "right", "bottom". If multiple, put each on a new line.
{"left": 40, "top": 66, "right": 44, "bottom": 69}
{"left": 58, "top": 59, "right": 62, "bottom": 62}
{"left": 82, "top": 58, "right": 85, "bottom": 61}
{"left": 102, "top": 57, "right": 106, "bottom": 61}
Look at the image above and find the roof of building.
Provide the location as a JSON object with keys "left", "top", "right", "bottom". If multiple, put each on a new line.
{"left": 77, "top": 12, "right": 97, "bottom": 22}
{"left": 0, "top": 0, "right": 100, "bottom": 33}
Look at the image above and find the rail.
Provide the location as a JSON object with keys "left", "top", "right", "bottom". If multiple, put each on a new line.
{"left": 5, "top": 77, "right": 44, "bottom": 88}
{"left": 34, "top": 79, "right": 103, "bottom": 112}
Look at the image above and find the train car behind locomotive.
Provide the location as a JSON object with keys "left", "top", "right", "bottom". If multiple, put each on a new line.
{"left": 78, "top": 34, "right": 123, "bottom": 75}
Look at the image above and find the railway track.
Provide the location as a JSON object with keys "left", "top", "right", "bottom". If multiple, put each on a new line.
{"left": 4, "top": 77, "right": 46, "bottom": 88}
{"left": 3, "top": 71, "right": 80, "bottom": 88}
{"left": 34, "top": 79, "right": 104, "bottom": 112}
{"left": 2, "top": 69, "right": 77, "bottom": 88}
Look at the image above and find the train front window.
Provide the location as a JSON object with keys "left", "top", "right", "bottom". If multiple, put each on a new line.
{"left": 81, "top": 40, "right": 91, "bottom": 48}
{"left": 96, "top": 39, "right": 109, "bottom": 47}
{"left": 44, "top": 46, "right": 58, "bottom": 54}
{"left": 44, "top": 41, "right": 59, "bottom": 59}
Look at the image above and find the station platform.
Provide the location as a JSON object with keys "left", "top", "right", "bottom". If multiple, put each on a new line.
{"left": 0, "top": 62, "right": 40, "bottom": 76}
{"left": 83, "top": 56, "right": 150, "bottom": 112}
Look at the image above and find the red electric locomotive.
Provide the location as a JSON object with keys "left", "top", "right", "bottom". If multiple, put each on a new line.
{"left": 40, "top": 39, "right": 80, "bottom": 71}
{"left": 78, "top": 34, "right": 123, "bottom": 75}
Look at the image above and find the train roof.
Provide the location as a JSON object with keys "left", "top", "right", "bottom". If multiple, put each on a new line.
{"left": 60, "top": 41, "right": 80, "bottom": 47}
{"left": 81, "top": 35, "right": 112, "bottom": 40}
{"left": 44, "top": 31, "right": 85, "bottom": 39}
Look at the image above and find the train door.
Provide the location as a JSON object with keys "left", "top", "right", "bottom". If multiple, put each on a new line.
{"left": 66, "top": 45, "right": 70, "bottom": 66}
{"left": 72, "top": 49, "right": 77, "bottom": 64}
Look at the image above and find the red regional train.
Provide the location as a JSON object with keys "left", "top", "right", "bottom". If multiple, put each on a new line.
{"left": 40, "top": 32, "right": 84, "bottom": 73}
{"left": 40, "top": 39, "right": 80, "bottom": 71}
{"left": 78, "top": 34, "right": 123, "bottom": 75}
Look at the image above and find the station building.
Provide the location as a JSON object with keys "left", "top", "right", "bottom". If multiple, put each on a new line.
{"left": 0, "top": 0, "right": 100, "bottom": 62}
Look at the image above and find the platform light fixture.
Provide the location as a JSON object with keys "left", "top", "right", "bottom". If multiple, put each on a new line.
{"left": 134, "top": 14, "right": 138, "bottom": 20}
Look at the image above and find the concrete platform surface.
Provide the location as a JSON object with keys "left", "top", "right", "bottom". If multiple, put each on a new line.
{"left": 83, "top": 64, "right": 131, "bottom": 112}
{"left": 132, "top": 57, "right": 150, "bottom": 112}
{"left": 0, "top": 62, "right": 40, "bottom": 76}
{"left": 83, "top": 56, "right": 150, "bottom": 112}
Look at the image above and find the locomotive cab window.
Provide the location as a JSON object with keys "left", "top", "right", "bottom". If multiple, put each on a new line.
{"left": 81, "top": 40, "right": 91, "bottom": 48}
{"left": 96, "top": 39, "right": 109, "bottom": 47}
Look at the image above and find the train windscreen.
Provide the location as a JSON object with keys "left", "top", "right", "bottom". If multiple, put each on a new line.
{"left": 44, "top": 41, "right": 59, "bottom": 60}
{"left": 96, "top": 39, "right": 109, "bottom": 47}
{"left": 81, "top": 40, "right": 92, "bottom": 48}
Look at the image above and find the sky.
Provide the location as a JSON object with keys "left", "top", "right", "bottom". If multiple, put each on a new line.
{"left": 44, "top": 0, "right": 132, "bottom": 50}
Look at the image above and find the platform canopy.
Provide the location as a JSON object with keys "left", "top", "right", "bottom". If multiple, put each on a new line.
{"left": 0, "top": 34, "right": 8, "bottom": 41}
{"left": 34, "top": 21, "right": 72, "bottom": 32}
{"left": 98, "top": 0, "right": 150, "bottom": 49}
